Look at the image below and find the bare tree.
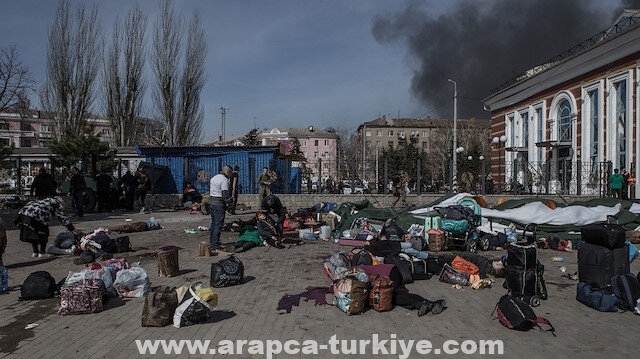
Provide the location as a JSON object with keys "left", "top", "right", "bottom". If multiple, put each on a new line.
{"left": 151, "top": 0, "right": 182, "bottom": 147}
{"left": 42, "top": 0, "right": 102, "bottom": 138}
{"left": 103, "top": 4, "right": 147, "bottom": 147}
{"left": 0, "top": 45, "right": 34, "bottom": 112}
{"left": 176, "top": 12, "right": 206, "bottom": 146}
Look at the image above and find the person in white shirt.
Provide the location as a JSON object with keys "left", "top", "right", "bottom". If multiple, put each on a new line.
{"left": 209, "top": 165, "right": 233, "bottom": 250}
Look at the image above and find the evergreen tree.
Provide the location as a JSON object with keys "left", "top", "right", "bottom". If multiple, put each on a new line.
{"left": 242, "top": 128, "right": 261, "bottom": 146}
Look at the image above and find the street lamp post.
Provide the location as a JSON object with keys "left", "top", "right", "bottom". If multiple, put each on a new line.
{"left": 448, "top": 79, "right": 458, "bottom": 192}
{"left": 492, "top": 135, "right": 507, "bottom": 193}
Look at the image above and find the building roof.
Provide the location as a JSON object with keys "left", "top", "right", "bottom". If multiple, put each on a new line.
{"left": 487, "top": 9, "right": 640, "bottom": 98}
{"left": 358, "top": 116, "right": 490, "bottom": 130}
{"left": 261, "top": 127, "right": 339, "bottom": 139}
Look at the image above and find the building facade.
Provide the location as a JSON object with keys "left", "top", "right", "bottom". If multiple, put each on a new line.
{"left": 483, "top": 10, "right": 640, "bottom": 198}
{"left": 260, "top": 127, "right": 339, "bottom": 184}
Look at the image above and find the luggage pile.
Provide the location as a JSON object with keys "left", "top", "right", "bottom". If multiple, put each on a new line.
{"left": 322, "top": 250, "right": 398, "bottom": 315}
{"left": 577, "top": 219, "right": 640, "bottom": 313}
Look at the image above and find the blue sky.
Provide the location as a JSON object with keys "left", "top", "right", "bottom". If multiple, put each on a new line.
{"left": 0, "top": 0, "right": 628, "bottom": 144}
{"left": 0, "top": 0, "right": 445, "bottom": 143}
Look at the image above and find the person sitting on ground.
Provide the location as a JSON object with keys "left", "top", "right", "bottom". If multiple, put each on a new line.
{"left": 538, "top": 236, "right": 581, "bottom": 252}
{"left": 261, "top": 193, "right": 287, "bottom": 236}
{"left": 256, "top": 211, "right": 303, "bottom": 249}
{"left": 181, "top": 182, "right": 203, "bottom": 209}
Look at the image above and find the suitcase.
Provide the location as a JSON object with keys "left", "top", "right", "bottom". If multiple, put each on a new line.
{"left": 580, "top": 223, "right": 626, "bottom": 249}
{"left": 578, "top": 242, "right": 630, "bottom": 287}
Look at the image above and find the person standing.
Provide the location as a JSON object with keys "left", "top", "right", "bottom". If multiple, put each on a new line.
{"left": 14, "top": 197, "right": 80, "bottom": 257}
{"left": 230, "top": 165, "right": 240, "bottom": 214}
{"left": 69, "top": 167, "right": 87, "bottom": 217}
{"left": 118, "top": 170, "right": 136, "bottom": 211}
{"left": 257, "top": 167, "right": 271, "bottom": 208}
{"left": 609, "top": 168, "right": 624, "bottom": 199}
{"left": 31, "top": 167, "right": 58, "bottom": 199}
{"left": 96, "top": 168, "right": 114, "bottom": 213}
{"left": 0, "top": 218, "right": 6, "bottom": 266}
{"left": 134, "top": 167, "right": 151, "bottom": 213}
{"left": 209, "top": 165, "right": 233, "bottom": 251}
{"left": 621, "top": 168, "right": 630, "bottom": 200}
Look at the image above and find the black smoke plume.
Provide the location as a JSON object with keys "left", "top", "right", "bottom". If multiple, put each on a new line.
{"left": 372, "top": 0, "right": 640, "bottom": 118}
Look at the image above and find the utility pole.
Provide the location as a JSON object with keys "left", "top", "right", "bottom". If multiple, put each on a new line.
{"left": 220, "top": 107, "right": 229, "bottom": 144}
{"left": 448, "top": 79, "right": 458, "bottom": 192}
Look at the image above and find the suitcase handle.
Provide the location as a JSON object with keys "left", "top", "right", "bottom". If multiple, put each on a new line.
{"left": 521, "top": 223, "right": 538, "bottom": 244}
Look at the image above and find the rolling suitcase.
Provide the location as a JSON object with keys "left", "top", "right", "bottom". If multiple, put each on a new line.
{"left": 578, "top": 242, "right": 630, "bottom": 287}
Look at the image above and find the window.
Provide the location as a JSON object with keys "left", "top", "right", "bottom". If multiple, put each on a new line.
{"left": 508, "top": 115, "right": 515, "bottom": 147}
{"left": 101, "top": 128, "right": 111, "bottom": 136}
{"left": 314, "top": 140, "right": 319, "bottom": 147}
{"left": 0, "top": 138, "right": 9, "bottom": 146}
{"left": 388, "top": 141, "right": 394, "bottom": 149}
{"left": 365, "top": 141, "right": 371, "bottom": 147}
{"left": 376, "top": 141, "right": 381, "bottom": 148}
{"left": 411, "top": 131, "right": 417, "bottom": 137}
{"left": 0, "top": 123, "right": 9, "bottom": 130}
{"left": 535, "top": 107, "right": 543, "bottom": 162}
{"left": 588, "top": 89, "right": 599, "bottom": 171}
{"left": 21, "top": 139, "right": 32, "bottom": 147}
{"left": 323, "top": 151, "right": 329, "bottom": 158}
{"left": 557, "top": 99, "right": 572, "bottom": 142}
{"left": 301, "top": 140, "right": 307, "bottom": 147}
{"left": 521, "top": 112, "right": 529, "bottom": 147}
{"left": 314, "top": 151, "right": 318, "bottom": 158}
{"left": 388, "top": 130, "right": 394, "bottom": 136}
{"left": 422, "top": 131, "right": 428, "bottom": 137}
{"left": 376, "top": 130, "right": 382, "bottom": 137}
{"left": 422, "top": 142, "right": 428, "bottom": 148}
{"left": 615, "top": 80, "right": 627, "bottom": 167}
{"left": 365, "top": 130, "right": 371, "bottom": 137}
{"left": 41, "top": 124, "right": 51, "bottom": 133}
{"left": 38, "top": 140, "right": 50, "bottom": 147}
{"left": 324, "top": 139, "right": 329, "bottom": 146}
{"left": 21, "top": 123, "right": 32, "bottom": 131}
{"left": 398, "top": 130, "right": 405, "bottom": 138}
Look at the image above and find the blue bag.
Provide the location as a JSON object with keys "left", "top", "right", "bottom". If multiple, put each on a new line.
{"left": 576, "top": 282, "right": 619, "bottom": 312}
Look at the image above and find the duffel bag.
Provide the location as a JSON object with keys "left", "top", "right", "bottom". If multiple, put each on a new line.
{"left": 576, "top": 282, "right": 619, "bottom": 312}
{"left": 368, "top": 274, "right": 393, "bottom": 312}
{"left": 142, "top": 286, "right": 179, "bottom": 327}
{"left": 58, "top": 283, "right": 104, "bottom": 315}
{"left": 580, "top": 223, "right": 626, "bottom": 249}
{"left": 439, "top": 263, "right": 470, "bottom": 286}
{"left": 332, "top": 276, "right": 369, "bottom": 315}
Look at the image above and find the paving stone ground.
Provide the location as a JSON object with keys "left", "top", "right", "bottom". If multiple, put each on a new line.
{"left": 0, "top": 204, "right": 638, "bottom": 359}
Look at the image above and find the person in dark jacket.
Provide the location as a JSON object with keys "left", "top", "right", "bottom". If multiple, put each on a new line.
{"left": 96, "top": 169, "right": 114, "bottom": 213}
{"left": 31, "top": 167, "right": 58, "bottom": 199}
{"left": 134, "top": 167, "right": 151, "bottom": 213}
{"left": 14, "top": 197, "right": 80, "bottom": 257}
{"left": 69, "top": 167, "right": 87, "bottom": 217}
{"left": 261, "top": 194, "right": 287, "bottom": 236}
{"left": 117, "top": 170, "right": 136, "bottom": 211}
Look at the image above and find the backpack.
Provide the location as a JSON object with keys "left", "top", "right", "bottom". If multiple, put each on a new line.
{"left": 611, "top": 274, "right": 640, "bottom": 311}
{"left": 20, "top": 271, "right": 57, "bottom": 300}
{"left": 494, "top": 295, "right": 555, "bottom": 334}
{"left": 210, "top": 255, "right": 244, "bottom": 287}
{"left": 351, "top": 250, "right": 379, "bottom": 267}
{"left": 141, "top": 286, "right": 179, "bottom": 327}
{"left": 368, "top": 274, "right": 394, "bottom": 312}
{"left": 383, "top": 253, "right": 413, "bottom": 284}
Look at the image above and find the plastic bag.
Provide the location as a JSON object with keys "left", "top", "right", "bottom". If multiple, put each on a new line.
{"left": 113, "top": 264, "right": 151, "bottom": 298}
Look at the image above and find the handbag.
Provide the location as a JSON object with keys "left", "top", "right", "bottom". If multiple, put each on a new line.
{"left": 451, "top": 255, "right": 480, "bottom": 275}
{"left": 439, "top": 263, "right": 470, "bottom": 286}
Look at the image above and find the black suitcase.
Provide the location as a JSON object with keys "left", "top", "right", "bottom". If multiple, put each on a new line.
{"left": 580, "top": 223, "right": 626, "bottom": 249}
{"left": 505, "top": 241, "right": 538, "bottom": 270}
{"left": 578, "top": 242, "right": 630, "bottom": 287}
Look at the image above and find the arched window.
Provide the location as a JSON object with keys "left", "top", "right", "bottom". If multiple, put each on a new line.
{"left": 557, "top": 99, "right": 572, "bottom": 141}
